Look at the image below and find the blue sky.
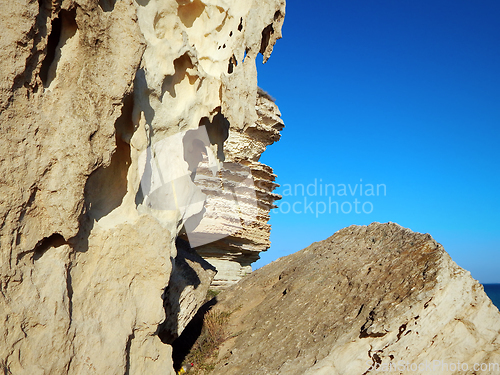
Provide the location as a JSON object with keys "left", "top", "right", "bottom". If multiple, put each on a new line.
{"left": 253, "top": 0, "right": 500, "bottom": 283}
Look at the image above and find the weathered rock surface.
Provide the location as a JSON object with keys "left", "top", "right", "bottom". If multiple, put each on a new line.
{"left": 0, "top": 0, "right": 285, "bottom": 373}
{"left": 160, "top": 239, "right": 217, "bottom": 344}
{"left": 212, "top": 222, "right": 500, "bottom": 374}
{"left": 192, "top": 89, "right": 284, "bottom": 288}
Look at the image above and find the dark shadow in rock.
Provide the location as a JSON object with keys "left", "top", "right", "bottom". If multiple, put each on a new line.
{"left": 124, "top": 331, "right": 135, "bottom": 375}
{"left": 33, "top": 233, "right": 66, "bottom": 260}
{"left": 85, "top": 93, "right": 133, "bottom": 221}
{"left": 17, "top": 232, "right": 69, "bottom": 262}
{"left": 171, "top": 297, "right": 218, "bottom": 371}
{"left": 177, "top": 0, "right": 205, "bottom": 28}
{"left": 182, "top": 126, "right": 211, "bottom": 181}
{"left": 40, "top": 8, "right": 78, "bottom": 88}
{"left": 198, "top": 109, "right": 230, "bottom": 162}
{"left": 39, "top": 15, "right": 61, "bottom": 85}
{"left": 158, "top": 238, "right": 217, "bottom": 344}
{"left": 260, "top": 24, "right": 274, "bottom": 55}
{"left": 70, "top": 212, "right": 94, "bottom": 253}
{"left": 134, "top": 68, "right": 156, "bottom": 126}
{"left": 227, "top": 54, "right": 237, "bottom": 74}
{"left": 161, "top": 53, "right": 195, "bottom": 100}
{"left": 98, "top": 0, "right": 115, "bottom": 12}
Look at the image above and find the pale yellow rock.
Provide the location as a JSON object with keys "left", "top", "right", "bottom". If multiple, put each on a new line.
{"left": 130, "top": 0, "right": 285, "bottom": 289}
{"left": 69, "top": 216, "right": 172, "bottom": 374}
{"left": 0, "top": 0, "right": 285, "bottom": 373}
{"left": 1, "top": 0, "right": 146, "bottom": 373}
{"left": 193, "top": 90, "right": 284, "bottom": 288}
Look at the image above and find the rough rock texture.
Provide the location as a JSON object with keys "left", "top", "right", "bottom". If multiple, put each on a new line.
{"left": 0, "top": 0, "right": 285, "bottom": 373}
{"left": 213, "top": 223, "right": 500, "bottom": 374}
{"left": 191, "top": 89, "right": 284, "bottom": 288}
{"left": 160, "top": 239, "right": 217, "bottom": 344}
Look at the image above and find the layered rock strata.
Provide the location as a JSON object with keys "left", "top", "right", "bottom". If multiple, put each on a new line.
{"left": 213, "top": 222, "right": 500, "bottom": 375}
{"left": 0, "top": 0, "right": 285, "bottom": 373}
{"left": 189, "top": 89, "right": 284, "bottom": 288}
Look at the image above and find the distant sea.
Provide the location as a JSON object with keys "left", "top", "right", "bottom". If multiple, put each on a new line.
{"left": 483, "top": 284, "right": 500, "bottom": 310}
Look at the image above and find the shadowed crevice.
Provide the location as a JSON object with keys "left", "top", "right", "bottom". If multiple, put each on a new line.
{"left": 170, "top": 297, "right": 218, "bottom": 371}
{"left": 85, "top": 93, "right": 134, "bottom": 221}
{"left": 40, "top": 8, "right": 77, "bottom": 88}
{"left": 98, "top": 0, "right": 115, "bottom": 12}
{"left": 158, "top": 238, "right": 216, "bottom": 344}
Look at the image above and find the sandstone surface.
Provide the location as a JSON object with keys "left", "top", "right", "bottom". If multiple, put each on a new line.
{"left": 191, "top": 88, "right": 284, "bottom": 288}
{"left": 212, "top": 222, "right": 500, "bottom": 375}
{"left": 0, "top": 0, "right": 285, "bottom": 373}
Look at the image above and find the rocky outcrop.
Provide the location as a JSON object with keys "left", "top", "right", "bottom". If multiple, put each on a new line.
{"left": 190, "top": 89, "right": 284, "bottom": 288}
{"left": 160, "top": 239, "right": 217, "bottom": 344}
{"left": 0, "top": 0, "right": 285, "bottom": 373}
{"left": 212, "top": 222, "right": 500, "bottom": 374}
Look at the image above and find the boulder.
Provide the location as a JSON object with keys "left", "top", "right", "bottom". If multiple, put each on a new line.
{"left": 213, "top": 222, "right": 500, "bottom": 374}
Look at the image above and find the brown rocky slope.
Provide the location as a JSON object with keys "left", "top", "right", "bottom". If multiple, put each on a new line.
{"left": 210, "top": 222, "right": 500, "bottom": 374}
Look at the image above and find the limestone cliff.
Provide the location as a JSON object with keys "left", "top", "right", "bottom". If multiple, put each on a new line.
{"left": 0, "top": 0, "right": 285, "bottom": 373}
{"left": 191, "top": 89, "right": 284, "bottom": 288}
{"left": 212, "top": 223, "right": 500, "bottom": 374}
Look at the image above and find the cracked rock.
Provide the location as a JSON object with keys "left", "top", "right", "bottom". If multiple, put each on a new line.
{"left": 212, "top": 222, "right": 500, "bottom": 374}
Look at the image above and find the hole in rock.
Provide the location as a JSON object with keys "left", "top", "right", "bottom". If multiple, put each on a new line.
{"left": 39, "top": 16, "right": 61, "bottom": 85}
{"left": 161, "top": 53, "right": 195, "bottom": 99}
{"left": 33, "top": 233, "right": 66, "bottom": 261}
{"left": 98, "top": 0, "right": 115, "bottom": 12}
{"left": 40, "top": 9, "right": 77, "bottom": 87}
{"left": 125, "top": 332, "right": 135, "bottom": 375}
{"left": 198, "top": 109, "right": 230, "bottom": 162}
{"left": 238, "top": 17, "right": 243, "bottom": 31}
{"left": 227, "top": 55, "right": 237, "bottom": 74}
{"left": 84, "top": 94, "right": 133, "bottom": 221}
{"left": 177, "top": 0, "right": 205, "bottom": 28}
{"left": 260, "top": 24, "right": 274, "bottom": 55}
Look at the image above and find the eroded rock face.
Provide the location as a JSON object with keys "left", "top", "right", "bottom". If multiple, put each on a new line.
{"left": 213, "top": 223, "right": 500, "bottom": 375}
{"left": 191, "top": 89, "right": 284, "bottom": 288}
{"left": 160, "top": 239, "right": 217, "bottom": 344}
{"left": 0, "top": 0, "right": 285, "bottom": 373}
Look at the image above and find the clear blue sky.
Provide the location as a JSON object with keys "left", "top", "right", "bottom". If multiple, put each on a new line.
{"left": 253, "top": 0, "right": 500, "bottom": 284}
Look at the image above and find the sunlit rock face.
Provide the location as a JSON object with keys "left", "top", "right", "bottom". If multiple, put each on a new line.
{"left": 191, "top": 89, "right": 284, "bottom": 288}
{"left": 0, "top": 0, "right": 285, "bottom": 373}
{"left": 212, "top": 222, "right": 500, "bottom": 375}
